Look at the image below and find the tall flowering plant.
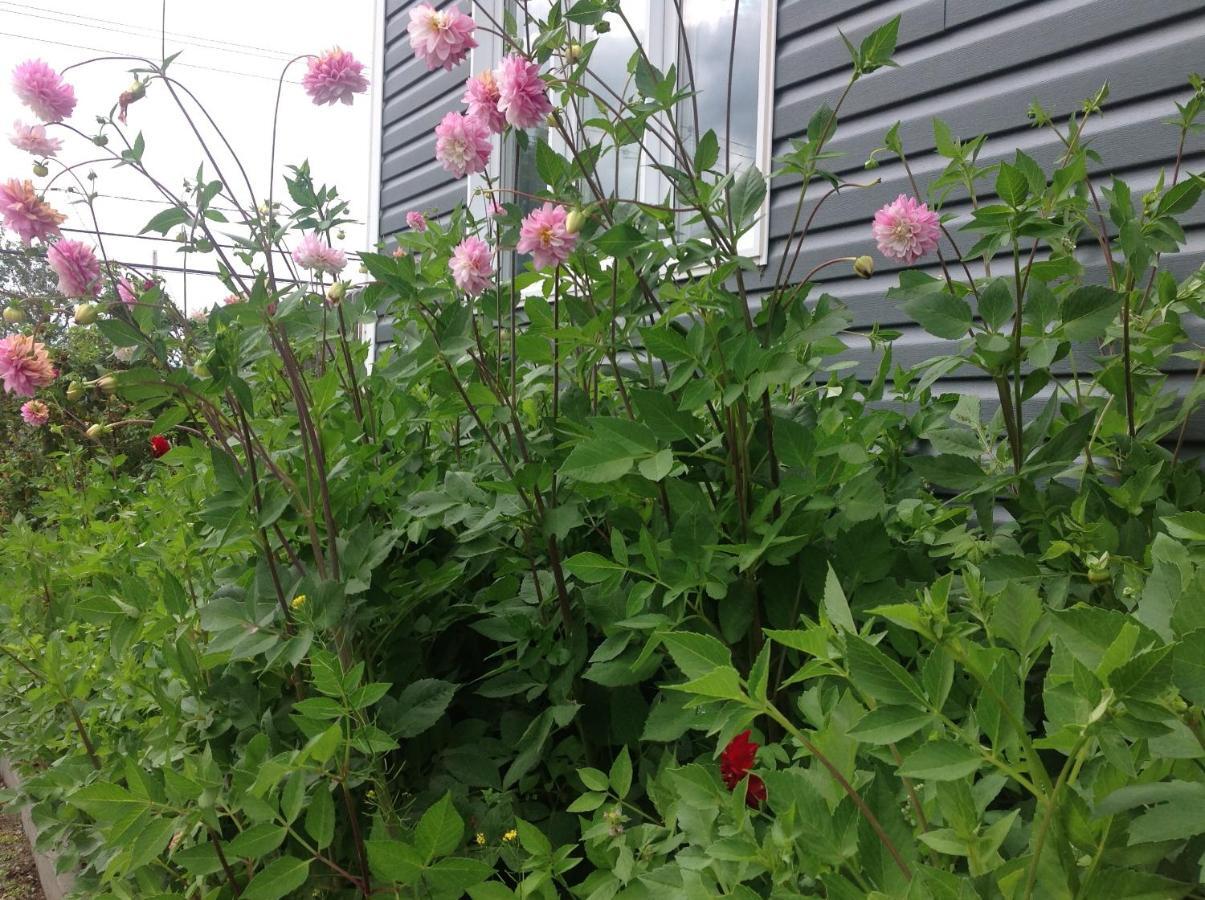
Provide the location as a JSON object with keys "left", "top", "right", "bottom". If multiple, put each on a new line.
{"left": 0, "top": 4, "right": 1202, "bottom": 900}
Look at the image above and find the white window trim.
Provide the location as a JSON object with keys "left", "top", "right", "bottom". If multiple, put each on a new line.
{"left": 469, "top": 0, "right": 776, "bottom": 265}
{"left": 361, "top": 0, "right": 388, "bottom": 368}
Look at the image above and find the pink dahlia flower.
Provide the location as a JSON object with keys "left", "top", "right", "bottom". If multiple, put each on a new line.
{"left": 463, "top": 69, "right": 505, "bottom": 133}
{"left": 449, "top": 235, "right": 493, "bottom": 296}
{"left": 872, "top": 194, "right": 941, "bottom": 264}
{"left": 9, "top": 120, "right": 61, "bottom": 157}
{"left": 434, "top": 111, "right": 491, "bottom": 179}
{"left": 0, "top": 334, "right": 56, "bottom": 397}
{"left": 48, "top": 239, "right": 101, "bottom": 299}
{"left": 303, "top": 48, "right": 370, "bottom": 106}
{"left": 0, "top": 179, "right": 65, "bottom": 245}
{"left": 116, "top": 277, "right": 138, "bottom": 307}
{"left": 408, "top": 3, "right": 477, "bottom": 72}
{"left": 19, "top": 399, "right": 49, "bottom": 427}
{"left": 517, "top": 203, "right": 577, "bottom": 270}
{"left": 223, "top": 293, "right": 243, "bottom": 305}
{"left": 12, "top": 60, "right": 76, "bottom": 123}
{"left": 495, "top": 55, "right": 552, "bottom": 129}
{"left": 293, "top": 234, "right": 347, "bottom": 273}
{"left": 406, "top": 211, "right": 428, "bottom": 232}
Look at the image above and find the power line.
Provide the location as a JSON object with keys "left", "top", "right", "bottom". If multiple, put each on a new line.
{"left": 0, "top": 246, "right": 304, "bottom": 283}
{"left": 46, "top": 187, "right": 242, "bottom": 216}
{"left": 0, "top": 30, "right": 302, "bottom": 84}
{"left": 59, "top": 226, "right": 295, "bottom": 258}
{"left": 0, "top": 1, "right": 302, "bottom": 61}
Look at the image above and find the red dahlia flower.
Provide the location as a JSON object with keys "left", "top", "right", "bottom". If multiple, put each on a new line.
{"left": 150, "top": 435, "right": 171, "bottom": 458}
{"left": 720, "top": 729, "right": 766, "bottom": 807}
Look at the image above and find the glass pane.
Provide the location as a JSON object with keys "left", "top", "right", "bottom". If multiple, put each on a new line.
{"left": 676, "top": 0, "right": 764, "bottom": 237}
{"left": 580, "top": 0, "right": 649, "bottom": 200}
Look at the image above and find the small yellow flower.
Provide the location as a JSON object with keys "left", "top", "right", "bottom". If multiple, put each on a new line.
{"left": 290, "top": 594, "right": 307, "bottom": 610}
{"left": 365, "top": 789, "right": 376, "bottom": 800}
{"left": 502, "top": 828, "right": 518, "bottom": 843}
{"left": 475, "top": 832, "right": 486, "bottom": 846}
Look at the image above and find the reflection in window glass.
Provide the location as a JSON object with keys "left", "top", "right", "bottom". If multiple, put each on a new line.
{"left": 676, "top": 0, "right": 763, "bottom": 240}
{"left": 580, "top": 0, "right": 649, "bottom": 199}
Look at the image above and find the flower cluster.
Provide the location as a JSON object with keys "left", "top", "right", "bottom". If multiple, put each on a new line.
{"left": 719, "top": 730, "right": 766, "bottom": 807}
{"left": 0, "top": 334, "right": 56, "bottom": 398}
{"left": 19, "top": 399, "right": 49, "bottom": 427}
{"left": 303, "top": 48, "right": 370, "bottom": 106}
{"left": 408, "top": 3, "right": 477, "bottom": 72}
{"left": 9, "top": 121, "right": 61, "bottom": 157}
{"left": 293, "top": 234, "right": 347, "bottom": 274}
{"left": 872, "top": 194, "right": 941, "bottom": 264}
{"left": 517, "top": 203, "right": 577, "bottom": 270}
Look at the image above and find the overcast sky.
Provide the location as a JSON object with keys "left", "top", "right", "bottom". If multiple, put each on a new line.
{"left": 0, "top": 0, "right": 376, "bottom": 312}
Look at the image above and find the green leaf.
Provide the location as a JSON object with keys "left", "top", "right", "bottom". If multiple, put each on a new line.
{"left": 995, "top": 163, "right": 1029, "bottom": 207}
{"left": 822, "top": 564, "right": 855, "bottom": 633}
{"left": 660, "top": 631, "right": 733, "bottom": 680}
{"left": 609, "top": 746, "right": 632, "bottom": 798}
{"left": 1173, "top": 629, "right": 1205, "bottom": 706}
{"left": 637, "top": 449, "right": 674, "bottom": 481}
{"left": 68, "top": 783, "right": 146, "bottom": 822}
{"left": 396, "top": 679, "right": 457, "bottom": 738}
{"left": 560, "top": 440, "right": 636, "bottom": 483}
{"left": 694, "top": 129, "right": 719, "bottom": 171}
{"left": 415, "top": 792, "right": 463, "bottom": 862}
{"left": 1163, "top": 512, "right": 1205, "bottom": 541}
{"left": 897, "top": 741, "right": 982, "bottom": 781}
{"left": 593, "top": 223, "right": 644, "bottom": 258}
{"left": 425, "top": 857, "right": 493, "bottom": 895}
{"left": 305, "top": 785, "right": 335, "bottom": 850}
{"left": 366, "top": 840, "right": 423, "bottom": 885}
{"left": 669, "top": 666, "right": 746, "bottom": 701}
{"left": 901, "top": 289, "right": 973, "bottom": 339}
{"left": 227, "top": 824, "right": 287, "bottom": 859}
{"left": 563, "top": 551, "right": 626, "bottom": 584}
{"left": 578, "top": 767, "right": 609, "bottom": 792}
{"left": 141, "top": 206, "right": 192, "bottom": 235}
{"left": 242, "top": 856, "right": 310, "bottom": 900}
{"left": 978, "top": 278, "right": 1013, "bottom": 330}
{"left": 1061, "top": 286, "right": 1119, "bottom": 341}
{"left": 1127, "top": 802, "right": 1205, "bottom": 845}
{"left": 857, "top": 15, "right": 900, "bottom": 73}
{"left": 566, "top": 791, "right": 606, "bottom": 813}
{"left": 1110, "top": 644, "right": 1173, "bottom": 699}
{"left": 845, "top": 635, "right": 928, "bottom": 709}
{"left": 909, "top": 454, "right": 987, "bottom": 491}
{"left": 849, "top": 707, "right": 933, "bottom": 744}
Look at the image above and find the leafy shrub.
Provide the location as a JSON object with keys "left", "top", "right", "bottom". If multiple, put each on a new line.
{"left": 0, "top": 5, "right": 1203, "bottom": 900}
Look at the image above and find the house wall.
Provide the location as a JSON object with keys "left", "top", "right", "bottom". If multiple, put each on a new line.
{"left": 375, "top": 0, "right": 1205, "bottom": 446}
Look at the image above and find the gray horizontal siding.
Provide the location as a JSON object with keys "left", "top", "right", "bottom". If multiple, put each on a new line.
{"left": 378, "top": 0, "right": 467, "bottom": 239}
{"left": 767, "top": 0, "right": 1205, "bottom": 452}
{"left": 375, "top": 0, "right": 1205, "bottom": 449}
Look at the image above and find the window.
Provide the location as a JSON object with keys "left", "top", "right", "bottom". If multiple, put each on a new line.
{"left": 470, "top": 0, "right": 777, "bottom": 262}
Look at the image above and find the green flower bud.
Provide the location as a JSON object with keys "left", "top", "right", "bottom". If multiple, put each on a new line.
{"left": 66, "top": 381, "right": 84, "bottom": 401}
{"left": 85, "top": 422, "right": 107, "bottom": 439}
{"left": 325, "top": 280, "right": 347, "bottom": 304}
{"left": 95, "top": 374, "right": 118, "bottom": 393}
{"left": 32, "top": 161, "right": 48, "bottom": 178}
{"left": 73, "top": 303, "right": 97, "bottom": 325}
{"left": 3, "top": 306, "right": 24, "bottom": 324}
{"left": 565, "top": 209, "right": 585, "bottom": 234}
{"left": 853, "top": 255, "right": 875, "bottom": 278}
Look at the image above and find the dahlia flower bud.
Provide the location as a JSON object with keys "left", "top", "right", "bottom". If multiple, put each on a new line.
{"left": 546, "top": 112, "right": 559, "bottom": 128}
{"left": 95, "top": 373, "right": 117, "bottom": 393}
{"left": 32, "top": 161, "right": 48, "bottom": 177}
{"left": 565, "top": 209, "right": 585, "bottom": 234}
{"left": 85, "top": 422, "right": 106, "bottom": 439}
{"left": 73, "top": 302, "right": 97, "bottom": 325}
{"left": 567, "top": 43, "right": 582, "bottom": 62}
{"left": 3, "top": 306, "right": 24, "bottom": 324}
{"left": 92, "top": 134, "right": 108, "bottom": 147}
{"left": 66, "top": 380, "right": 83, "bottom": 401}
{"left": 191, "top": 361, "right": 211, "bottom": 379}
{"left": 853, "top": 255, "right": 874, "bottom": 278}
{"left": 325, "top": 280, "right": 347, "bottom": 304}
{"left": 336, "top": 229, "right": 346, "bottom": 240}
{"left": 117, "top": 80, "right": 146, "bottom": 124}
